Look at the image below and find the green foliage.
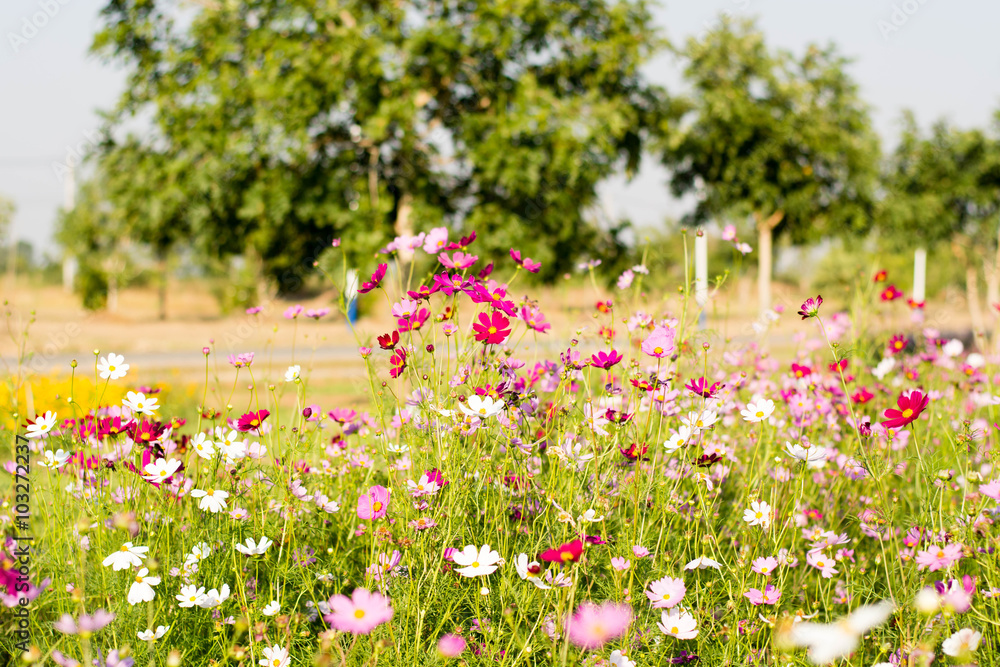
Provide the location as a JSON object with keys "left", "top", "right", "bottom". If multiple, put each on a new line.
{"left": 87, "top": 0, "right": 667, "bottom": 291}
{"left": 877, "top": 112, "right": 1000, "bottom": 254}
{"left": 661, "top": 16, "right": 880, "bottom": 241}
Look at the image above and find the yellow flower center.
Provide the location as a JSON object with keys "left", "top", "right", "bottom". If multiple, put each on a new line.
{"left": 488, "top": 326, "right": 497, "bottom": 335}
{"left": 135, "top": 575, "right": 143, "bottom": 583}
{"left": 755, "top": 411, "right": 764, "bottom": 418}
{"left": 372, "top": 501, "right": 383, "bottom": 512}
{"left": 671, "top": 626, "right": 679, "bottom": 634}
{"left": 654, "top": 346, "right": 662, "bottom": 354}
{"left": 354, "top": 609, "right": 366, "bottom": 619}
{"left": 902, "top": 408, "right": 914, "bottom": 418}
{"left": 109, "top": 365, "right": 116, "bottom": 371}
{"left": 472, "top": 561, "right": 480, "bottom": 568}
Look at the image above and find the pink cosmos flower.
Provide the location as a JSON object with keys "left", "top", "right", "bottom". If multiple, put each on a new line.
{"left": 915, "top": 543, "right": 964, "bottom": 572}
{"left": 979, "top": 479, "right": 1000, "bottom": 500}
{"left": 324, "top": 588, "right": 394, "bottom": 634}
{"left": 391, "top": 300, "right": 419, "bottom": 320}
{"left": 806, "top": 551, "right": 839, "bottom": 578}
{"left": 632, "top": 545, "right": 650, "bottom": 558}
{"left": 437, "top": 634, "right": 466, "bottom": 657}
{"left": 284, "top": 305, "right": 304, "bottom": 319}
{"left": 357, "top": 485, "right": 390, "bottom": 520}
{"left": 359, "top": 346, "right": 373, "bottom": 358}
{"left": 439, "top": 252, "right": 478, "bottom": 270}
{"left": 645, "top": 576, "right": 686, "bottom": 608}
{"left": 227, "top": 352, "right": 254, "bottom": 368}
{"left": 565, "top": 601, "right": 633, "bottom": 650}
{"left": 751, "top": 557, "right": 778, "bottom": 575}
{"left": 744, "top": 585, "right": 781, "bottom": 606}
{"left": 641, "top": 326, "right": 676, "bottom": 359}
{"left": 611, "top": 557, "right": 631, "bottom": 572}
{"left": 423, "top": 227, "right": 449, "bottom": 254}
{"left": 722, "top": 224, "right": 737, "bottom": 241}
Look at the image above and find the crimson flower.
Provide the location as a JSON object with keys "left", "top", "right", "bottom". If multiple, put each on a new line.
{"left": 828, "top": 359, "right": 848, "bottom": 373}
{"left": 907, "top": 298, "right": 925, "bottom": 310}
{"left": 510, "top": 249, "right": 542, "bottom": 273}
{"left": 358, "top": 264, "right": 388, "bottom": 294}
{"left": 880, "top": 284, "right": 903, "bottom": 301}
{"left": 882, "top": 389, "right": 930, "bottom": 430}
{"left": 874, "top": 269, "right": 888, "bottom": 283}
{"left": 472, "top": 311, "right": 511, "bottom": 345}
{"left": 797, "top": 295, "right": 823, "bottom": 319}
{"left": 406, "top": 283, "right": 439, "bottom": 301}
{"left": 539, "top": 539, "right": 584, "bottom": 564}
{"left": 619, "top": 442, "right": 648, "bottom": 461}
{"left": 684, "top": 376, "right": 723, "bottom": 398}
{"left": 378, "top": 331, "right": 400, "bottom": 350}
{"left": 237, "top": 409, "right": 270, "bottom": 433}
{"left": 851, "top": 387, "right": 874, "bottom": 404}
{"left": 590, "top": 349, "right": 623, "bottom": 369}
{"left": 389, "top": 349, "right": 408, "bottom": 379}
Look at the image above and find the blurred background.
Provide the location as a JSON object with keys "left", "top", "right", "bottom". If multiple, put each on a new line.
{"left": 2, "top": 0, "right": 999, "bottom": 393}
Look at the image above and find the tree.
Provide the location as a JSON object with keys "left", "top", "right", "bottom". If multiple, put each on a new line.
{"left": 877, "top": 113, "right": 1000, "bottom": 342}
{"left": 661, "top": 16, "right": 880, "bottom": 314}
{"left": 90, "top": 0, "right": 666, "bottom": 292}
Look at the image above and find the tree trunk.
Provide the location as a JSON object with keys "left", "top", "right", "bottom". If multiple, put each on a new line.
{"left": 755, "top": 210, "right": 784, "bottom": 316}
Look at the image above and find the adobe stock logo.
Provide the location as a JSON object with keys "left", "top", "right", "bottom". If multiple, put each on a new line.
{"left": 7, "top": 0, "right": 75, "bottom": 54}
{"left": 877, "top": 0, "right": 931, "bottom": 41}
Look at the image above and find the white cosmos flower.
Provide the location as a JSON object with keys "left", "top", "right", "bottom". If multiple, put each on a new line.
{"left": 784, "top": 442, "right": 826, "bottom": 464}
{"left": 235, "top": 536, "right": 273, "bottom": 556}
{"left": 406, "top": 475, "right": 441, "bottom": 497}
{"left": 262, "top": 600, "right": 281, "bottom": 616}
{"left": 942, "top": 627, "right": 982, "bottom": 657}
{"left": 942, "top": 339, "right": 964, "bottom": 358}
{"left": 284, "top": 365, "right": 301, "bottom": 382}
{"left": 259, "top": 645, "right": 290, "bottom": 667}
{"left": 176, "top": 585, "right": 207, "bottom": 608}
{"left": 680, "top": 410, "right": 717, "bottom": 432}
{"left": 38, "top": 449, "right": 72, "bottom": 469}
{"left": 459, "top": 395, "right": 506, "bottom": 419}
{"left": 122, "top": 391, "right": 159, "bottom": 416}
{"left": 514, "top": 553, "right": 551, "bottom": 589}
{"left": 102, "top": 542, "right": 149, "bottom": 571}
{"left": 97, "top": 353, "right": 130, "bottom": 380}
{"left": 190, "top": 433, "right": 216, "bottom": 460}
{"left": 743, "top": 500, "right": 772, "bottom": 529}
{"left": 872, "top": 357, "right": 895, "bottom": 380}
{"left": 684, "top": 555, "right": 722, "bottom": 570}
{"left": 609, "top": 650, "right": 636, "bottom": 667}
{"left": 191, "top": 488, "right": 229, "bottom": 513}
{"left": 215, "top": 430, "right": 248, "bottom": 464}
{"left": 664, "top": 425, "right": 693, "bottom": 452}
{"left": 741, "top": 399, "right": 775, "bottom": 423}
{"left": 783, "top": 600, "right": 894, "bottom": 664}
{"left": 577, "top": 509, "right": 605, "bottom": 523}
{"left": 127, "top": 568, "right": 160, "bottom": 605}
{"left": 137, "top": 625, "right": 169, "bottom": 641}
{"left": 184, "top": 542, "right": 211, "bottom": 566}
{"left": 25, "top": 411, "right": 58, "bottom": 439}
{"left": 452, "top": 544, "right": 502, "bottom": 577}
{"left": 657, "top": 610, "right": 698, "bottom": 639}
{"left": 968, "top": 353, "right": 986, "bottom": 369}
{"left": 199, "top": 583, "right": 231, "bottom": 609}
{"left": 142, "top": 457, "right": 182, "bottom": 482}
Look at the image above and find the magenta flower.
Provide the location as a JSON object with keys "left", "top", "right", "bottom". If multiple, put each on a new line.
{"left": 882, "top": 389, "right": 930, "bottom": 430}
{"left": 245, "top": 306, "right": 262, "bottom": 315}
{"left": 324, "top": 588, "right": 394, "bottom": 634}
{"left": 305, "top": 308, "right": 330, "bottom": 320}
{"left": 284, "top": 304, "right": 304, "bottom": 319}
{"left": 751, "top": 556, "right": 779, "bottom": 575}
{"left": 391, "top": 299, "right": 419, "bottom": 320}
{"left": 53, "top": 610, "right": 116, "bottom": 634}
{"left": 358, "top": 264, "right": 388, "bottom": 294}
{"left": 437, "top": 633, "right": 466, "bottom": 657}
{"left": 520, "top": 306, "right": 551, "bottom": 334}
{"left": 641, "top": 326, "right": 676, "bottom": 358}
{"left": 797, "top": 295, "right": 823, "bottom": 320}
{"left": 357, "top": 485, "right": 390, "bottom": 520}
{"left": 565, "top": 601, "right": 633, "bottom": 650}
{"left": 423, "top": 227, "right": 449, "bottom": 254}
{"left": 979, "top": 479, "right": 1000, "bottom": 500}
{"left": 236, "top": 409, "right": 269, "bottom": 433}
{"left": 744, "top": 585, "right": 781, "bottom": 606}
{"left": 590, "top": 349, "right": 623, "bottom": 369}
{"left": 510, "top": 248, "right": 541, "bottom": 273}
{"left": 328, "top": 408, "right": 358, "bottom": 424}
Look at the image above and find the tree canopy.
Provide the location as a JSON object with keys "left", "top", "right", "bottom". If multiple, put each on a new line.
{"left": 86, "top": 0, "right": 667, "bottom": 291}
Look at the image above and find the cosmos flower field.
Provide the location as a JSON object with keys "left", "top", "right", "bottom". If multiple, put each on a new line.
{"left": 4, "top": 230, "right": 1000, "bottom": 666}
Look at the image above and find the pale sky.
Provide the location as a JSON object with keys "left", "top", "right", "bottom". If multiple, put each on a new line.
{"left": 2, "top": 0, "right": 999, "bottom": 255}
